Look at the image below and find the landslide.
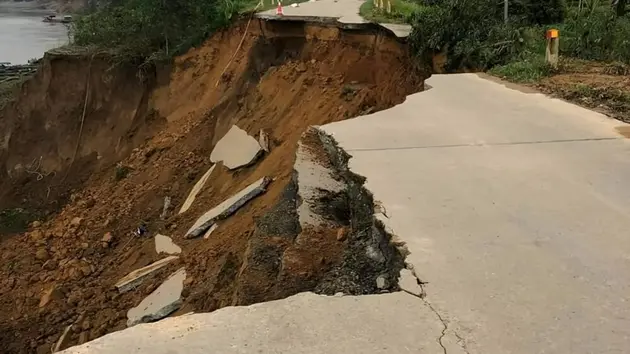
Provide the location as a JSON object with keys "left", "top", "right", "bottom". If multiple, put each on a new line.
{"left": 0, "top": 19, "right": 425, "bottom": 353}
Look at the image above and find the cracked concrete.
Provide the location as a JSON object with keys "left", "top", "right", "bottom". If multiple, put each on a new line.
{"left": 323, "top": 73, "right": 630, "bottom": 353}
{"left": 61, "top": 292, "right": 449, "bottom": 353}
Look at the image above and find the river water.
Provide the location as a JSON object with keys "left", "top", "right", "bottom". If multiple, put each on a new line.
{"left": 0, "top": 2, "right": 68, "bottom": 65}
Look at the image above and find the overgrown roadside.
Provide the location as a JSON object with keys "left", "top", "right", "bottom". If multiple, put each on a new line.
{"left": 402, "top": 0, "right": 630, "bottom": 123}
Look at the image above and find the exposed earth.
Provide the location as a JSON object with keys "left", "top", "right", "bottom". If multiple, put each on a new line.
{"left": 0, "top": 19, "right": 425, "bottom": 353}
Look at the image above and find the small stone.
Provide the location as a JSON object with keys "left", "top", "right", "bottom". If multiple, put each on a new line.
{"left": 39, "top": 286, "right": 62, "bottom": 308}
{"left": 336, "top": 228, "right": 347, "bottom": 241}
{"left": 35, "top": 249, "right": 49, "bottom": 261}
{"left": 31, "top": 221, "right": 41, "bottom": 228}
{"left": 70, "top": 217, "right": 82, "bottom": 227}
{"left": 296, "top": 62, "right": 307, "bottom": 72}
{"left": 81, "top": 242, "right": 89, "bottom": 249}
{"left": 102, "top": 232, "right": 113, "bottom": 243}
{"left": 79, "top": 265, "right": 92, "bottom": 277}
{"left": 376, "top": 275, "right": 389, "bottom": 290}
{"left": 81, "top": 320, "right": 91, "bottom": 330}
{"left": 78, "top": 331, "right": 89, "bottom": 344}
{"left": 29, "top": 230, "right": 45, "bottom": 241}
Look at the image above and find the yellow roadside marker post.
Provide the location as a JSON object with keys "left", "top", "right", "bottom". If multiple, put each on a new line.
{"left": 545, "top": 29, "right": 559, "bottom": 68}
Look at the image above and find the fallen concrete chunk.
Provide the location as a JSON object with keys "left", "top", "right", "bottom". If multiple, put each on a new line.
{"left": 258, "top": 129, "right": 270, "bottom": 152}
{"left": 179, "top": 165, "right": 216, "bottom": 214}
{"left": 203, "top": 223, "right": 218, "bottom": 239}
{"left": 115, "top": 256, "right": 179, "bottom": 293}
{"left": 155, "top": 234, "right": 182, "bottom": 255}
{"left": 294, "top": 129, "right": 344, "bottom": 228}
{"left": 210, "top": 125, "right": 262, "bottom": 170}
{"left": 185, "top": 177, "right": 272, "bottom": 239}
{"left": 127, "top": 268, "right": 186, "bottom": 327}
{"left": 53, "top": 324, "right": 72, "bottom": 352}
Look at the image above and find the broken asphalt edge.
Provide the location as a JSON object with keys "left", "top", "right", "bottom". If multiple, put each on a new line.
{"left": 311, "top": 125, "right": 470, "bottom": 354}
{"left": 254, "top": 14, "right": 410, "bottom": 40}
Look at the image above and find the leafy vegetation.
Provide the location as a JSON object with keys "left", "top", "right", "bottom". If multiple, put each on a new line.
{"left": 406, "top": 0, "right": 630, "bottom": 82}
{"left": 359, "top": 0, "right": 423, "bottom": 24}
{"left": 71, "top": 0, "right": 259, "bottom": 61}
{"left": 0, "top": 208, "right": 37, "bottom": 234}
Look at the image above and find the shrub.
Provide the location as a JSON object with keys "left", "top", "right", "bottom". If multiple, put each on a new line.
{"left": 71, "top": 0, "right": 250, "bottom": 60}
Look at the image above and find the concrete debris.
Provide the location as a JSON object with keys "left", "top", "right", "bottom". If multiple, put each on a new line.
{"left": 115, "top": 256, "right": 179, "bottom": 293}
{"left": 210, "top": 125, "right": 262, "bottom": 170}
{"left": 294, "top": 131, "right": 344, "bottom": 228}
{"left": 52, "top": 324, "right": 72, "bottom": 352}
{"left": 203, "top": 223, "right": 218, "bottom": 239}
{"left": 179, "top": 165, "right": 216, "bottom": 214}
{"left": 155, "top": 234, "right": 182, "bottom": 255}
{"left": 258, "top": 129, "right": 270, "bottom": 152}
{"left": 376, "top": 275, "right": 389, "bottom": 290}
{"left": 127, "top": 268, "right": 186, "bottom": 327}
{"left": 398, "top": 268, "right": 423, "bottom": 297}
{"left": 160, "top": 196, "right": 172, "bottom": 220}
{"left": 185, "top": 177, "right": 272, "bottom": 239}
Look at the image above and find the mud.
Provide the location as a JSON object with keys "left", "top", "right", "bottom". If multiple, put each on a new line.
{"left": 0, "top": 19, "right": 424, "bottom": 353}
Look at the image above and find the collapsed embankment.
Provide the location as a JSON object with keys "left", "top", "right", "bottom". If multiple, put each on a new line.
{"left": 0, "top": 18, "right": 425, "bottom": 353}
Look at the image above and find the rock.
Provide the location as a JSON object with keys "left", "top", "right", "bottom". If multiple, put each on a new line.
{"left": 178, "top": 165, "right": 216, "bottom": 215}
{"left": 185, "top": 177, "right": 272, "bottom": 239}
{"left": 35, "top": 248, "right": 49, "bottom": 261}
{"left": 78, "top": 331, "right": 89, "bottom": 344}
{"left": 336, "top": 228, "right": 347, "bottom": 241}
{"left": 210, "top": 125, "right": 262, "bottom": 170}
{"left": 101, "top": 232, "right": 113, "bottom": 245}
{"left": 376, "top": 275, "right": 389, "bottom": 290}
{"left": 127, "top": 268, "right": 186, "bottom": 327}
{"left": 81, "top": 320, "right": 91, "bottom": 331}
{"left": 154, "top": 234, "right": 182, "bottom": 255}
{"left": 31, "top": 221, "right": 41, "bottom": 228}
{"left": 296, "top": 62, "right": 307, "bottom": 72}
{"left": 39, "top": 286, "right": 62, "bottom": 308}
{"left": 70, "top": 217, "right": 82, "bottom": 227}
{"left": 29, "top": 230, "right": 45, "bottom": 241}
{"left": 115, "top": 256, "right": 179, "bottom": 293}
{"left": 258, "top": 129, "right": 270, "bottom": 152}
{"left": 160, "top": 196, "right": 172, "bottom": 220}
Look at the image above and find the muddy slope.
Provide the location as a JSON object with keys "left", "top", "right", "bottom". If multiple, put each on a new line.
{"left": 0, "top": 19, "right": 424, "bottom": 353}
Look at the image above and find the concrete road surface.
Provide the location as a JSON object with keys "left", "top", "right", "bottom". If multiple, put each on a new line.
{"left": 63, "top": 75, "right": 630, "bottom": 354}
{"left": 323, "top": 74, "right": 630, "bottom": 353}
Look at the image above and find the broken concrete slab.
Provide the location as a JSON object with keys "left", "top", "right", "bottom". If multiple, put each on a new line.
{"left": 154, "top": 234, "right": 181, "bottom": 255}
{"left": 294, "top": 129, "right": 344, "bottom": 228}
{"left": 210, "top": 125, "right": 262, "bottom": 170}
{"left": 115, "top": 256, "right": 178, "bottom": 293}
{"left": 398, "top": 268, "right": 423, "bottom": 297}
{"left": 258, "top": 129, "right": 270, "bottom": 152}
{"left": 127, "top": 268, "right": 186, "bottom": 327}
{"left": 179, "top": 165, "right": 216, "bottom": 214}
{"left": 203, "top": 223, "right": 218, "bottom": 239}
{"left": 185, "top": 177, "right": 272, "bottom": 239}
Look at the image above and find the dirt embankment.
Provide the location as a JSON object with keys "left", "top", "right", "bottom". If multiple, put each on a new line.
{"left": 0, "top": 19, "right": 425, "bottom": 353}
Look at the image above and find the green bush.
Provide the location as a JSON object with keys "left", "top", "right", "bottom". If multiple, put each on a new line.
{"left": 408, "top": 0, "right": 547, "bottom": 71}
{"left": 71, "top": 0, "right": 250, "bottom": 59}
{"left": 559, "top": 8, "right": 630, "bottom": 63}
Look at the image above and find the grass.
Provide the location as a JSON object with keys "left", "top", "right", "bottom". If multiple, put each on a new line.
{"left": 359, "top": 0, "right": 421, "bottom": 24}
{"left": 488, "top": 56, "right": 553, "bottom": 83}
{"left": 0, "top": 208, "right": 37, "bottom": 235}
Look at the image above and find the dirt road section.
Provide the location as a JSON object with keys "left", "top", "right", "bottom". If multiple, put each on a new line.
{"left": 0, "top": 19, "right": 424, "bottom": 353}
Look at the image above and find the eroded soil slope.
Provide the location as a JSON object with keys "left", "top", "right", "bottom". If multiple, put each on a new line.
{"left": 0, "top": 19, "right": 424, "bottom": 353}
